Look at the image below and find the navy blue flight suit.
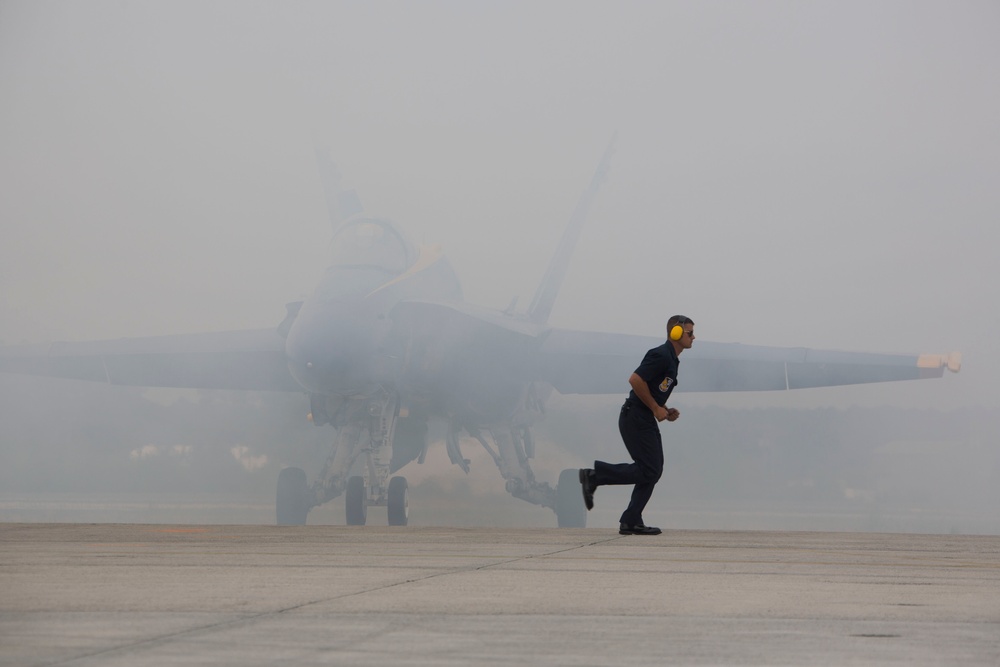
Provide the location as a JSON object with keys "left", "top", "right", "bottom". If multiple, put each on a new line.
{"left": 593, "top": 341, "right": 679, "bottom": 527}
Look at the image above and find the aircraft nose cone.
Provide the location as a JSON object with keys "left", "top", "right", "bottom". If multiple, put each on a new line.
{"left": 284, "top": 303, "right": 389, "bottom": 396}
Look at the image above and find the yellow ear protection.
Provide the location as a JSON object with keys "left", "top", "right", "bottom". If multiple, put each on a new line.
{"left": 668, "top": 315, "right": 692, "bottom": 341}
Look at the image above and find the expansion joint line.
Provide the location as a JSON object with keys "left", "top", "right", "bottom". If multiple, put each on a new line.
{"left": 41, "top": 536, "right": 619, "bottom": 667}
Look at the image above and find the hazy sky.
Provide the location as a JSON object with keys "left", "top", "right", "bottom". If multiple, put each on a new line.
{"left": 1, "top": 1, "right": 997, "bottom": 412}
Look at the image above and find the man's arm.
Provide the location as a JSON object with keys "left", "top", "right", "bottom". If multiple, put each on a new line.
{"left": 628, "top": 373, "right": 669, "bottom": 422}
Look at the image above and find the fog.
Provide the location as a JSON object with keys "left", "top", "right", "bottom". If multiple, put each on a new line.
{"left": 1, "top": 2, "right": 998, "bottom": 531}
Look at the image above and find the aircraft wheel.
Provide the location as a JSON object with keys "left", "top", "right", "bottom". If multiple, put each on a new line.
{"left": 346, "top": 475, "right": 367, "bottom": 525}
{"left": 387, "top": 476, "right": 409, "bottom": 526}
{"left": 276, "top": 467, "right": 309, "bottom": 525}
{"left": 555, "top": 468, "right": 587, "bottom": 528}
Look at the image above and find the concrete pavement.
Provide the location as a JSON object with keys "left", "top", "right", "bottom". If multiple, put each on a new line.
{"left": 2, "top": 523, "right": 998, "bottom": 665}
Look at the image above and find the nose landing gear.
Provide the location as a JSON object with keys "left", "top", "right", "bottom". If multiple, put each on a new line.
{"left": 344, "top": 473, "right": 409, "bottom": 526}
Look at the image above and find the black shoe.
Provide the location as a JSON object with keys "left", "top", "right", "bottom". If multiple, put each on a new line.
{"left": 579, "top": 469, "right": 596, "bottom": 510}
{"left": 619, "top": 523, "right": 662, "bottom": 535}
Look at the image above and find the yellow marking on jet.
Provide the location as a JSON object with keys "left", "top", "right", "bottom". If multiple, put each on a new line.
{"left": 367, "top": 244, "right": 445, "bottom": 297}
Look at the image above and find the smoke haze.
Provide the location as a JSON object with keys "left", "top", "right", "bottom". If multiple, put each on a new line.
{"left": 1, "top": 1, "right": 997, "bottom": 531}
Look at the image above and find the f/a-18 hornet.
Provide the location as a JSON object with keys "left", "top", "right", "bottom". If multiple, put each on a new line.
{"left": 0, "top": 143, "right": 960, "bottom": 527}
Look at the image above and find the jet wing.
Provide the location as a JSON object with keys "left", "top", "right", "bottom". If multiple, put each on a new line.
{"left": 0, "top": 329, "right": 301, "bottom": 392}
{"left": 538, "top": 328, "right": 961, "bottom": 394}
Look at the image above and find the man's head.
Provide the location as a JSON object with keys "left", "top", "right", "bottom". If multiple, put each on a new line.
{"left": 667, "top": 315, "right": 695, "bottom": 352}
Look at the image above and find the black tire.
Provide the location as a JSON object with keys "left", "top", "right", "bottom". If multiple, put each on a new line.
{"left": 387, "top": 476, "right": 409, "bottom": 526}
{"left": 346, "top": 475, "right": 367, "bottom": 525}
{"left": 555, "top": 468, "right": 587, "bottom": 528}
{"left": 276, "top": 467, "right": 309, "bottom": 525}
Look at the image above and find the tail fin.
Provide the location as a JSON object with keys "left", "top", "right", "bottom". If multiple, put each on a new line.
{"left": 314, "top": 146, "right": 364, "bottom": 233}
{"left": 526, "top": 135, "right": 616, "bottom": 324}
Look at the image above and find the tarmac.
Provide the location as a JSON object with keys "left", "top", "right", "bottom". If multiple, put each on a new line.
{"left": 1, "top": 523, "right": 998, "bottom": 666}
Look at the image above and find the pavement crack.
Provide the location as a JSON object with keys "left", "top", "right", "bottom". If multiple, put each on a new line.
{"left": 36, "top": 537, "right": 616, "bottom": 666}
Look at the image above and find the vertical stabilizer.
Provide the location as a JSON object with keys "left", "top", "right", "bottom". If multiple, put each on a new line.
{"left": 315, "top": 147, "right": 364, "bottom": 233}
{"left": 526, "top": 136, "right": 616, "bottom": 324}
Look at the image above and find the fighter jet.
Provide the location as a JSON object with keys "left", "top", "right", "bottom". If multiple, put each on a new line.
{"left": 0, "top": 143, "right": 961, "bottom": 527}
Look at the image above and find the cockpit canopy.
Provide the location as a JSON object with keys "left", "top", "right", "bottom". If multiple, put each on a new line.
{"left": 329, "top": 217, "right": 415, "bottom": 274}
